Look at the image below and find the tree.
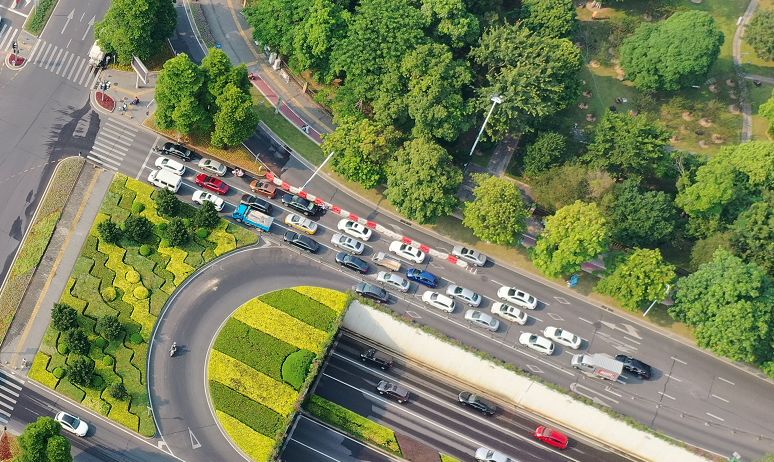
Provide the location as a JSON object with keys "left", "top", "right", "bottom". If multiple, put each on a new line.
{"left": 96, "top": 315, "right": 123, "bottom": 340}
{"left": 97, "top": 220, "right": 122, "bottom": 244}
{"left": 67, "top": 356, "right": 94, "bottom": 387}
{"left": 321, "top": 117, "right": 401, "bottom": 188}
{"left": 94, "top": 0, "right": 176, "bottom": 64}
{"left": 463, "top": 174, "right": 529, "bottom": 246}
{"left": 470, "top": 23, "right": 582, "bottom": 139}
{"left": 731, "top": 195, "right": 774, "bottom": 276}
{"left": 670, "top": 250, "right": 774, "bottom": 363}
{"left": 290, "top": 0, "right": 348, "bottom": 80}
{"left": 51, "top": 303, "right": 78, "bottom": 332}
{"left": 19, "top": 416, "right": 71, "bottom": 462}
{"left": 601, "top": 180, "right": 677, "bottom": 248}
{"left": 245, "top": 0, "right": 307, "bottom": 57}
{"left": 193, "top": 200, "right": 220, "bottom": 230}
{"left": 530, "top": 164, "right": 590, "bottom": 212}
{"left": 211, "top": 83, "right": 260, "bottom": 148}
{"left": 760, "top": 89, "right": 774, "bottom": 137}
{"left": 154, "top": 188, "right": 180, "bottom": 216}
{"left": 689, "top": 231, "right": 733, "bottom": 271}
{"left": 597, "top": 248, "right": 676, "bottom": 310}
{"left": 165, "top": 218, "right": 190, "bottom": 247}
{"left": 584, "top": 111, "right": 671, "bottom": 179}
{"left": 520, "top": 0, "right": 576, "bottom": 38}
{"left": 620, "top": 11, "right": 724, "bottom": 91}
{"left": 386, "top": 138, "right": 463, "bottom": 223}
{"left": 109, "top": 382, "right": 130, "bottom": 401}
{"left": 154, "top": 53, "right": 211, "bottom": 134}
{"left": 401, "top": 43, "right": 473, "bottom": 142}
{"left": 532, "top": 201, "right": 610, "bottom": 277}
{"left": 200, "top": 48, "right": 234, "bottom": 108}
{"left": 65, "top": 328, "right": 90, "bottom": 355}
{"left": 420, "top": 0, "right": 480, "bottom": 49}
{"left": 746, "top": 10, "right": 774, "bottom": 61}
{"left": 523, "top": 131, "right": 567, "bottom": 177}
{"left": 123, "top": 215, "right": 153, "bottom": 242}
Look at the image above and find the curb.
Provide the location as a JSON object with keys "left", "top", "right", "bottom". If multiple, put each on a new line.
{"left": 4, "top": 53, "right": 28, "bottom": 71}
{"left": 92, "top": 91, "right": 116, "bottom": 113}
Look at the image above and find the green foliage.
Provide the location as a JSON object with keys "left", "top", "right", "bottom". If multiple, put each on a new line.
{"left": 18, "top": 416, "right": 67, "bottom": 462}
{"left": 94, "top": 0, "right": 176, "bottom": 64}
{"left": 210, "top": 381, "right": 283, "bottom": 437}
{"left": 131, "top": 201, "right": 145, "bottom": 214}
{"left": 421, "top": 0, "right": 480, "bottom": 49}
{"left": 290, "top": 0, "right": 348, "bottom": 80}
{"left": 523, "top": 131, "right": 567, "bottom": 177}
{"left": 731, "top": 195, "right": 774, "bottom": 276}
{"left": 129, "top": 332, "right": 144, "bottom": 344}
{"left": 53, "top": 367, "right": 65, "bottom": 379}
{"left": 126, "top": 270, "right": 140, "bottom": 284}
{"left": 601, "top": 180, "right": 677, "bottom": 248}
{"left": 51, "top": 303, "right": 78, "bottom": 331}
{"left": 46, "top": 435, "right": 73, "bottom": 462}
{"left": 386, "top": 138, "right": 463, "bottom": 223}
{"left": 154, "top": 188, "right": 180, "bottom": 216}
{"left": 25, "top": 0, "right": 57, "bottom": 35}
{"left": 103, "top": 355, "right": 115, "bottom": 366}
{"left": 597, "top": 249, "right": 676, "bottom": 310}
{"left": 746, "top": 10, "right": 774, "bottom": 61}
{"left": 109, "top": 382, "right": 129, "bottom": 401}
{"left": 67, "top": 355, "right": 94, "bottom": 387}
{"left": 281, "top": 349, "right": 316, "bottom": 389}
{"left": 760, "top": 90, "right": 774, "bottom": 136}
{"left": 165, "top": 218, "right": 190, "bottom": 247}
{"left": 463, "top": 174, "right": 529, "bottom": 246}
{"left": 133, "top": 286, "right": 150, "bottom": 300}
{"left": 193, "top": 200, "right": 220, "bottom": 230}
{"left": 259, "top": 290, "right": 339, "bottom": 332}
{"left": 470, "top": 23, "right": 582, "bottom": 140}
{"left": 96, "top": 315, "right": 123, "bottom": 340}
{"left": 211, "top": 83, "right": 260, "bottom": 148}
{"left": 100, "top": 286, "right": 117, "bottom": 302}
{"left": 91, "top": 374, "right": 104, "bottom": 389}
{"left": 139, "top": 244, "right": 153, "bottom": 256}
{"left": 214, "top": 318, "right": 298, "bottom": 381}
{"left": 57, "top": 343, "right": 69, "bottom": 355}
{"left": 532, "top": 201, "right": 609, "bottom": 277}
{"left": 520, "top": 0, "right": 576, "bottom": 38}
{"left": 65, "top": 328, "right": 90, "bottom": 355}
{"left": 584, "top": 111, "right": 671, "bottom": 179}
{"left": 322, "top": 117, "right": 401, "bottom": 188}
{"left": 619, "top": 11, "right": 723, "bottom": 91}
{"left": 154, "top": 53, "right": 211, "bottom": 134}
{"left": 530, "top": 164, "right": 591, "bottom": 212}
{"left": 670, "top": 250, "right": 774, "bottom": 364}
{"left": 123, "top": 215, "right": 153, "bottom": 242}
{"left": 201, "top": 48, "right": 235, "bottom": 105}
{"left": 245, "top": 0, "right": 308, "bottom": 57}
{"left": 97, "top": 220, "right": 122, "bottom": 244}
{"left": 196, "top": 227, "right": 211, "bottom": 239}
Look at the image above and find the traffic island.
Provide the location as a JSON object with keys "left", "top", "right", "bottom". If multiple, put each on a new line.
{"left": 94, "top": 91, "right": 115, "bottom": 112}
{"left": 6, "top": 53, "right": 25, "bottom": 69}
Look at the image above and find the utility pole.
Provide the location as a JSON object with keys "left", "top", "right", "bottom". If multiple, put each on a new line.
{"left": 465, "top": 95, "right": 502, "bottom": 168}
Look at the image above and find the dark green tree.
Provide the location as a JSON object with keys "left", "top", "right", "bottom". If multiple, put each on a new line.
{"left": 597, "top": 248, "right": 676, "bottom": 310}
{"left": 51, "top": 303, "right": 78, "bottom": 332}
{"left": 291, "top": 0, "right": 348, "bottom": 79}
{"left": 211, "top": 83, "right": 260, "bottom": 148}
{"left": 386, "top": 138, "right": 463, "bottom": 223}
{"left": 620, "top": 11, "right": 724, "bottom": 91}
{"left": 109, "top": 382, "right": 130, "bottom": 401}
{"left": 420, "top": 0, "right": 480, "bottom": 49}
{"left": 746, "top": 10, "right": 774, "bottom": 61}
{"left": 193, "top": 200, "right": 220, "bottom": 230}
{"left": 65, "top": 328, "right": 90, "bottom": 356}
{"left": 689, "top": 231, "right": 733, "bottom": 271}
{"left": 165, "top": 218, "right": 190, "bottom": 247}
{"left": 18, "top": 416, "right": 71, "bottom": 462}
{"left": 245, "top": 0, "right": 308, "bottom": 56}
{"left": 123, "top": 215, "right": 154, "bottom": 242}
{"left": 530, "top": 164, "right": 591, "bottom": 212}
{"left": 46, "top": 435, "right": 72, "bottom": 462}
{"left": 94, "top": 0, "right": 176, "bottom": 64}
{"left": 523, "top": 131, "right": 567, "bottom": 177}
{"left": 200, "top": 48, "right": 233, "bottom": 108}
{"left": 463, "top": 174, "right": 529, "bottom": 246}
{"left": 520, "top": 0, "right": 576, "bottom": 38}
{"left": 96, "top": 315, "right": 124, "bottom": 341}
{"left": 601, "top": 180, "right": 677, "bottom": 248}
{"left": 760, "top": 89, "right": 774, "bottom": 137}
{"left": 97, "top": 220, "right": 122, "bottom": 245}
{"left": 731, "top": 195, "right": 774, "bottom": 276}
{"left": 154, "top": 53, "right": 211, "bottom": 134}
{"left": 154, "top": 188, "right": 181, "bottom": 216}
{"left": 67, "top": 356, "right": 94, "bottom": 387}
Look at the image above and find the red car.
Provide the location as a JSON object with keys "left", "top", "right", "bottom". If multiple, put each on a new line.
{"left": 534, "top": 426, "right": 568, "bottom": 449}
{"left": 249, "top": 179, "right": 276, "bottom": 199}
{"left": 195, "top": 174, "right": 229, "bottom": 195}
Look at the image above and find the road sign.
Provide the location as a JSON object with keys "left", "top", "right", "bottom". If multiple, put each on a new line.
{"left": 131, "top": 55, "right": 148, "bottom": 87}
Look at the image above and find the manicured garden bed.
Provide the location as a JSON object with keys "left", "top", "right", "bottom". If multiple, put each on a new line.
{"left": 28, "top": 174, "right": 258, "bottom": 437}
{"left": 209, "top": 287, "right": 349, "bottom": 462}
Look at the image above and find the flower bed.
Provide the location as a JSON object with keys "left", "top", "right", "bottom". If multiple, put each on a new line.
{"left": 29, "top": 174, "right": 258, "bottom": 436}
{"left": 209, "top": 287, "right": 349, "bottom": 461}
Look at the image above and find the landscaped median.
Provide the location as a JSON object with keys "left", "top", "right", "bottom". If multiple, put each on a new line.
{"left": 24, "top": 0, "right": 58, "bottom": 36}
{"left": 208, "top": 287, "right": 349, "bottom": 462}
{"left": 28, "top": 174, "right": 258, "bottom": 437}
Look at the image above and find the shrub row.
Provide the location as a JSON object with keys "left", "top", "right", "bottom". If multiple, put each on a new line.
{"left": 232, "top": 299, "right": 328, "bottom": 355}
{"left": 281, "top": 350, "right": 316, "bottom": 390}
{"left": 293, "top": 286, "right": 352, "bottom": 315}
{"left": 210, "top": 381, "right": 283, "bottom": 437}
{"left": 213, "top": 318, "right": 296, "bottom": 381}
{"left": 258, "top": 289, "right": 339, "bottom": 332}
{"left": 215, "top": 410, "right": 276, "bottom": 462}
{"left": 25, "top": 0, "right": 57, "bottom": 35}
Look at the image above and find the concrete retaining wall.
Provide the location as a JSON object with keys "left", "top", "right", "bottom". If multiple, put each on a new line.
{"left": 343, "top": 301, "right": 710, "bottom": 462}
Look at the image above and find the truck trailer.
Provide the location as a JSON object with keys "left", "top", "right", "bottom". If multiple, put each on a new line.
{"left": 571, "top": 353, "right": 624, "bottom": 381}
{"left": 232, "top": 204, "right": 273, "bottom": 232}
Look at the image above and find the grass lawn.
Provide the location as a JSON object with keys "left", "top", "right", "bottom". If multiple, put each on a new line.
{"left": 28, "top": 174, "right": 258, "bottom": 437}
{"left": 741, "top": 0, "right": 774, "bottom": 78}
{"left": 110, "top": 42, "right": 176, "bottom": 73}
{"left": 750, "top": 82, "right": 774, "bottom": 141}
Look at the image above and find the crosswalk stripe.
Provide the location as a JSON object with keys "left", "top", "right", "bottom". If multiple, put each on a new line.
{"left": 67, "top": 56, "right": 81, "bottom": 80}
{"left": 27, "top": 39, "right": 42, "bottom": 63}
{"left": 36, "top": 42, "right": 52, "bottom": 64}
{"left": 3, "top": 28, "right": 18, "bottom": 52}
{"left": 88, "top": 150, "right": 122, "bottom": 166}
{"left": 0, "top": 391, "right": 17, "bottom": 404}
{"left": 41, "top": 47, "right": 56, "bottom": 70}
{"left": 0, "top": 25, "right": 10, "bottom": 50}
{"left": 0, "top": 408, "right": 11, "bottom": 418}
{"left": 78, "top": 63, "right": 93, "bottom": 86}
{"left": 45, "top": 48, "right": 62, "bottom": 71}
{"left": 0, "top": 385, "right": 18, "bottom": 398}
{"left": 52, "top": 49, "right": 66, "bottom": 73}
{"left": 106, "top": 118, "right": 140, "bottom": 134}
{"left": 86, "top": 155, "right": 119, "bottom": 171}
{"left": 58, "top": 53, "right": 74, "bottom": 76}
{"left": 92, "top": 144, "right": 126, "bottom": 162}
{"left": 100, "top": 128, "right": 134, "bottom": 145}
{"left": 0, "top": 375, "right": 23, "bottom": 390}
{"left": 95, "top": 133, "right": 133, "bottom": 149}
{"left": 0, "top": 400, "right": 12, "bottom": 411}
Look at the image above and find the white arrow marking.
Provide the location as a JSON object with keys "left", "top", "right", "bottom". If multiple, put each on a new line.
{"left": 81, "top": 16, "right": 95, "bottom": 41}
{"left": 599, "top": 320, "right": 642, "bottom": 340}
{"left": 189, "top": 427, "right": 201, "bottom": 449}
{"left": 61, "top": 9, "right": 74, "bottom": 34}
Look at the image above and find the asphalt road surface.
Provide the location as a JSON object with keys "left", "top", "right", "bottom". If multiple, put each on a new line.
{"left": 282, "top": 415, "right": 398, "bottom": 462}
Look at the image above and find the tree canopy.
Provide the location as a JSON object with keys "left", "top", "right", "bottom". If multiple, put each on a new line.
{"left": 760, "top": 89, "right": 774, "bottom": 137}
{"left": 520, "top": 0, "right": 576, "bottom": 38}
{"left": 620, "top": 11, "right": 724, "bottom": 91}
{"left": 211, "top": 83, "right": 260, "bottom": 148}
{"left": 155, "top": 53, "right": 211, "bottom": 134}
{"left": 523, "top": 131, "right": 567, "bottom": 177}
{"left": 290, "top": 0, "right": 348, "bottom": 79}
{"left": 530, "top": 164, "right": 591, "bottom": 212}
{"left": 463, "top": 174, "right": 529, "bottom": 246}
{"left": 746, "top": 10, "right": 774, "bottom": 61}
{"left": 19, "top": 417, "right": 72, "bottom": 462}
{"left": 601, "top": 180, "right": 677, "bottom": 248}
{"left": 731, "top": 194, "right": 774, "bottom": 276}
{"left": 94, "top": 0, "right": 176, "bottom": 64}
{"left": 245, "top": 0, "right": 308, "bottom": 57}
{"left": 597, "top": 248, "right": 676, "bottom": 310}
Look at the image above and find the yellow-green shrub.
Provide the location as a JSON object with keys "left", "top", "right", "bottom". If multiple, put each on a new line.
{"left": 293, "top": 286, "right": 351, "bottom": 314}
{"left": 216, "top": 410, "right": 276, "bottom": 462}
{"left": 233, "top": 298, "right": 328, "bottom": 355}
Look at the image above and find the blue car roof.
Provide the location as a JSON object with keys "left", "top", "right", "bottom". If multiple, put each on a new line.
{"left": 408, "top": 268, "right": 436, "bottom": 280}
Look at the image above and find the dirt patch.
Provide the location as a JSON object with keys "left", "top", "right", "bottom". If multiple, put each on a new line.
{"left": 395, "top": 433, "right": 440, "bottom": 462}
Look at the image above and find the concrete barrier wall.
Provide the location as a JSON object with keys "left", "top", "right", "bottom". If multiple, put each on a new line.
{"left": 343, "top": 301, "right": 710, "bottom": 462}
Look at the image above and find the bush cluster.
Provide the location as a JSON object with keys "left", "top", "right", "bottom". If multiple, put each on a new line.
{"left": 281, "top": 350, "right": 316, "bottom": 390}
{"left": 213, "top": 319, "right": 296, "bottom": 381}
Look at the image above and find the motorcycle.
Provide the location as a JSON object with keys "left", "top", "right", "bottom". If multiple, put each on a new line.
{"left": 169, "top": 342, "right": 177, "bottom": 357}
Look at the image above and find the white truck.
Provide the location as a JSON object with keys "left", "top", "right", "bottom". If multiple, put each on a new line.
{"left": 571, "top": 353, "right": 624, "bottom": 381}
{"left": 88, "top": 42, "right": 105, "bottom": 68}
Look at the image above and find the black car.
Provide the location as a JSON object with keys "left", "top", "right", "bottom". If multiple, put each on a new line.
{"left": 281, "top": 193, "right": 321, "bottom": 216}
{"left": 161, "top": 142, "right": 193, "bottom": 161}
{"left": 615, "top": 354, "right": 652, "bottom": 380}
{"left": 283, "top": 230, "right": 319, "bottom": 253}
{"left": 355, "top": 282, "right": 389, "bottom": 303}
{"left": 458, "top": 391, "right": 496, "bottom": 416}
{"left": 335, "top": 252, "right": 369, "bottom": 274}
{"left": 376, "top": 380, "right": 410, "bottom": 403}
{"left": 360, "top": 348, "right": 393, "bottom": 370}
{"left": 241, "top": 194, "right": 272, "bottom": 214}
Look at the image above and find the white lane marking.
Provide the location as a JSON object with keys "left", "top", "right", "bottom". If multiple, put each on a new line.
{"left": 711, "top": 394, "right": 729, "bottom": 403}
{"left": 37, "top": 42, "right": 53, "bottom": 65}
{"left": 0, "top": 391, "right": 18, "bottom": 403}
{"left": 0, "top": 374, "right": 24, "bottom": 389}
{"left": 27, "top": 39, "right": 42, "bottom": 63}
{"left": 298, "top": 416, "right": 405, "bottom": 461}
{"left": 623, "top": 336, "right": 641, "bottom": 345}
{"left": 603, "top": 386, "right": 622, "bottom": 397}
{"left": 137, "top": 136, "right": 162, "bottom": 179}
{"left": 658, "top": 392, "right": 675, "bottom": 400}
{"left": 188, "top": 427, "right": 201, "bottom": 449}
{"left": 0, "top": 384, "right": 19, "bottom": 397}
{"left": 705, "top": 412, "right": 725, "bottom": 422}
{"left": 664, "top": 374, "right": 682, "bottom": 383}
{"left": 289, "top": 438, "right": 341, "bottom": 461}
{"left": 578, "top": 317, "right": 593, "bottom": 325}
{"left": 67, "top": 56, "right": 82, "bottom": 80}
{"left": 670, "top": 356, "right": 687, "bottom": 365}
{"left": 490, "top": 280, "right": 503, "bottom": 286}
{"left": 717, "top": 377, "right": 735, "bottom": 386}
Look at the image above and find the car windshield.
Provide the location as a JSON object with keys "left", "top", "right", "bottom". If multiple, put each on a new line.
{"left": 62, "top": 414, "right": 79, "bottom": 427}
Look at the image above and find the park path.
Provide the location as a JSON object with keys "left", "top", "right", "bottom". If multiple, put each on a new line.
{"left": 733, "top": 0, "right": 759, "bottom": 142}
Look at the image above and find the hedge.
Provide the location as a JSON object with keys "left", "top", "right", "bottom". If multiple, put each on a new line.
{"left": 215, "top": 410, "right": 276, "bottom": 462}
{"left": 441, "top": 455, "right": 463, "bottom": 462}
{"left": 281, "top": 350, "right": 316, "bottom": 390}
{"left": 25, "top": 0, "right": 57, "bottom": 35}
{"left": 213, "top": 318, "right": 296, "bottom": 381}
{"left": 258, "top": 290, "right": 339, "bottom": 332}
{"left": 293, "top": 286, "right": 351, "bottom": 314}
{"left": 210, "top": 381, "right": 284, "bottom": 436}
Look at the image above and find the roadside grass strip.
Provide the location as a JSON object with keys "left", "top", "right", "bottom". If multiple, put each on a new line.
{"left": 258, "top": 289, "right": 340, "bottom": 332}
{"left": 28, "top": 174, "right": 258, "bottom": 437}
{"left": 216, "top": 410, "right": 276, "bottom": 462}
{"left": 441, "top": 455, "right": 463, "bottom": 462}
{"left": 306, "top": 395, "right": 403, "bottom": 456}
{"left": 292, "top": 286, "right": 352, "bottom": 314}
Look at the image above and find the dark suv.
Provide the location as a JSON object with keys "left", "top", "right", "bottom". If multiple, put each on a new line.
{"left": 376, "top": 380, "right": 410, "bottom": 403}
{"left": 355, "top": 282, "right": 389, "bottom": 303}
{"left": 360, "top": 348, "right": 393, "bottom": 370}
{"left": 281, "top": 194, "right": 321, "bottom": 216}
{"left": 458, "top": 391, "right": 497, "bottom": 416}
{"left": 615, "top": 355, "right": 652, "bottom": 380}
{"left": 161, "top": 142, "right": 193, "bottom": 161}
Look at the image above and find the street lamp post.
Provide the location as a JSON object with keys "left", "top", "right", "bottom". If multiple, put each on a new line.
{"left": 466, "top": 95, "right": 503, "bottom": 168}
{"left": 643, "top": 284, "right": 671, "bottom": 317}
{"left": 301, "top": 151, "right": 335, "bottom": 190}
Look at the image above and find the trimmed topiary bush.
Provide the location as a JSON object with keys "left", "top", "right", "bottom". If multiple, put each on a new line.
{"left": 193, "top": 201, "right": 220, "bottom": 229}
{"left": 154, "top": 188, "right": 181, "bottom": 216}
{"left": 67, "top": 355, "right": 94, "bottom": 387}
{"left": 124, "top": 215, "right": 154, "bottom": 242}
{"left": 51, "top": 303, "right": 79, "bottom": 331}
{"left": 139, "top": 244, "right": 153, "bottom": 256}
{"left": 91, "top": 374, "right": 104, "bottom": 389}
{"left": 65, "top": 328, "right": 90, "bottom": 355}
{"left": 129, "top": 332, "right": 144, "bottom": 344}
{"left": 109, "top": 382, "right": 129, "bottom": 400}
{"left": 103, "top": 355, "right": 115, "bottom": 366}
{"left": 53, "top": 367, "right": 66, "bottom": 379}
{"left": 131, "top": 201, "right": 145, "bottom": 214}
{"left": 195, "top": 227, "right": 210, "bottom": 239}
{"left": 133, "top": 286, "right": 150, "bottom": 300}
{"left": 57, "top": 342, "right": 70, "bottom": 355}
{"left": 96, "top": 315, "right": 123, "bottom": 340}
{"left": 165, "top": 218, "right": 190, "bottom": 247}
{"left": 126, "top": 270, "right": 140, "bottom": 284}
{"left": 100, "top": 286, "right": 117, "bottom": 302}
{"left": 93, "top": 337, "right": 108, "bottom": 349}
{"left": 281, "top": 350, "right": 316, "bottom": 390}
{"left": 157, "top": 222, "right": 168, "bottom": 233}
{"left": 97, "top": 220, "right": 122, "bottom": 244}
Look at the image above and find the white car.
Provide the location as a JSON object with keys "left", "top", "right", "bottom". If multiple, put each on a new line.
{"left": 197, "top": 158, "right": 227, "bottom": 176}
{"left": 464, "top": 309, "right": 500, "bottom": 332}
{"left": 330, "top": 233, "right": 365, "bottom": 255}
{"left": 543, "top": 326, "right": 582, "bottom": 350}
{"left": 192, "top": 190, "right": 225, "bottom": 211}
{"left": 518, "top": 333, "right": 555, "bottom": 355}
{"left": 55, "top": 411, "right": 89, "bottom": 437}
{"left": 475, "top": 447, "right": 515, "bottom": 462}
{"left": 155, "top": 156, "right": 186, "bottom": 175}
{"left": 376, "top": 271, "right": 410, "bottom": 292}
{"left": 422, "top": 291, "right": 456, "bottom": 313}
{"left": 337, "top": 219, "right": 373, "bottom": 241}
{"left": 389, "top": 241, "right": 425, "bottom": 264}
{"left": 490, "top": 302, "right": 528, "bottom": 325}
{"left": 497, "top": 286, "right": 538, "bottom": 310}
{"left": 452, "top": 245, "right": 487, "bottom": 267}
{"left": 445, "top": 285, "right": 482, "bottom": 307}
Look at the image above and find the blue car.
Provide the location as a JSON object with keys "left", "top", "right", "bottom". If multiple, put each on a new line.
{"left": 406, "top": 268, "right": 438, "bottom": 288}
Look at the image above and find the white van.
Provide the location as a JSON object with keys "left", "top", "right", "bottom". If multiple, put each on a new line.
{"left": 148, "top": 169, "right": 182, "bottom": 193}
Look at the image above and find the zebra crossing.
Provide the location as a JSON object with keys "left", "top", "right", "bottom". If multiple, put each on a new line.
{"left": 0, "top": 22, "right": 20, "bottom": 55}
{"left": 87, "top": 118, "right": 139, "bottom": 171}
{"left": 0, "top": 370, "right": 24, "bottom": 425}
